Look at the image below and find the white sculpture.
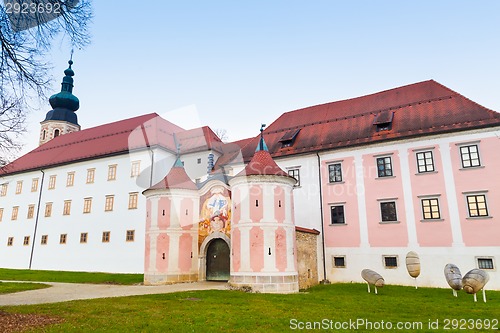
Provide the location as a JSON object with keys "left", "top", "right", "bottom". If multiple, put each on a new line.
{"left": 361, "top": 269, "right": 384, "bottom": 294}
{"left": 462, "top": 269, "right": 489, "bottom": 303}
{"left": 444, "top": 263, "right": 462, "bottom": 297}
{"left": 405, "top": 251, "right": 421, "bottom": 288}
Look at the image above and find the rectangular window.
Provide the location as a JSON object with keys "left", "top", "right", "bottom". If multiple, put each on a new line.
{"left": 23, "top": 236, "right": 30, "bottom": 246}
{"left": 63, "top": 200, "right": 72, "bottom": 216}
{"left": 59, "top": 234, "right": 67, "bottom": 244}
{"left": 380, "top": 201, "right": 397, "bottom": 222}
{"left": 108, "top": 164, "right": 117, "bottom": 181}
{"left": 421, "top": 198, "right": 441, "bottom": 220}
{"left": 102, "top": 231, "right": 110, "bottom": 243}
{"left": 0, "top": 208, "right": 3, "bottom": 222}
{"left": 377, "top": 157, "right": 393, "bottom": 177}
{"left": 27, "top": 204, "right": 35, "bottom": 219}
{"left": 86, "top": 169, "right": 95, "bottom": 184}
{"left": 333, "top": 256, "right": 346, "bottom": 268}
{"left": 66, "top": 172, "right": 75, "bottom": 187}
{"left": 7, "top": 237, "right": 13, "bottom": 246}
{"left": 48, "top": 175, "right": 56, "bottom": 189}
{"left": 328, "top": 163, "right": 342, "bottom": 183}
{"left": 477, "top": 258, "right": 494, "bottom": 270}
{"left": 45, "top": 202, "right": 53, "bottom": 217}
{"left": 197, "top": 158, "right": 202, "bottom": 164}
{"left": 0, "top": 183, "right": 8, "bottom": 196}
{"left": 383, "top": 256, "right": 398, "bottom": 268}
{"left": 31, "top": 178, "right": 39, "bottom": 192}
{"left": 330, "top": 205, "right": 345, "bottom": 224}
{"left": 287, "top": 169, "right": 300, "bottom": 186}
{"left": 416, "top": 151, "right": 434, "bottom": 173}
{"left": 80, "top": 232, "right": 88, "bottom": 244}
{"left": 131, "top": 161, "right": 141, "bottom": 177}
{"left": 41, "top": 235, "right": 48, "bottom": 245}
{"left": 105, "top": 195, "right": 114, "bottom": 212}
{"left": 466, "top": 194, "right": 489, "bottom": 217}
{"left": 460, "top": 145, "right": 481, "bottom": 168}
{"left": 128, "top": 192, "right": 138, "bottom": 209}
{"left": 83, "top": 198, "right": 92, "bottom": 214}
{"left": 126, "top": 230, "right": 135, "bottom": 242}
{"left": 11, "top": 206, "right": 19, "bottom": 220}
{"left": 15, "top": 181, "right": 23, "bottom": 194}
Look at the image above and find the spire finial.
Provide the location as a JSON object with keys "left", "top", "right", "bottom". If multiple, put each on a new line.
{"left": 256, "top": 123, "right": 268, "bottom": 152}
{"left": 172, "top": 133, "right": 184, "bottom": 167}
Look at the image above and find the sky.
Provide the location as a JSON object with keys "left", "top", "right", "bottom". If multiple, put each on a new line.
{"left": 19, "top": 1, "right": 500, "bottom": 155}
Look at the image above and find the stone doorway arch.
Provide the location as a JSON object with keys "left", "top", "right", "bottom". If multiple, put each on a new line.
{"left": 199, "top": 232, "right": 231, "bottom": 281}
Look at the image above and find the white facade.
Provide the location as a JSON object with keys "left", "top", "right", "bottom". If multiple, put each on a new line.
{"left": 0, "top": 147, "right": 210, "bottom": 273}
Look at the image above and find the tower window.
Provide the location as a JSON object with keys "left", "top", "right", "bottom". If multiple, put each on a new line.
{"left": 42, "top": 130, "right": 46, "bottom": 140}
{"left": 54, "top": 129, "right": 60, "bottom": 137}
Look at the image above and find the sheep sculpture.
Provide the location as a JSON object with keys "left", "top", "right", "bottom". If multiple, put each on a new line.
{"left": 444, "top": 263, "right": 462, "bottom": 297}
{"left": 361, "top": 269, "right": 384, "bottom": 295}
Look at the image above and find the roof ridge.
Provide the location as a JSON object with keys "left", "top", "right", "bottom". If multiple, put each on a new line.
{"left": 264, "top": 94, "right": 457, "bottom": 135}
{"left": 431, "top": 80, "right": 500, "bottom": 119}
{"left": 37, "top": 124, "right": 155, "bottom": 153}
{"left": 280, "top": 79, "right": 438, "bottom": 117}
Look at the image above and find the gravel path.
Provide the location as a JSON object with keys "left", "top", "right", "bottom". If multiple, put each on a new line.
{"left": 0, "top": 280, "right": 228, "bottom": 306}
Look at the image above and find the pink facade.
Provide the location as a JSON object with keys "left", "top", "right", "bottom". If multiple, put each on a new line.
{"left": 450, "top": 137, "right": 500, "bottom": 246}
{"left": 143, "top": 189, "right": 199, "bottom": 285}
{"left": 322, "top": 157, "right": 361, "bottom": 247}
{"left": 249, "top": 185, "right": 263, "bottom": 222}
{"left": 249, "top": 226, "right": 264, "bottom": 272}
{"left": 409, "top": 146, "right": 453, "bottom": 247}
{"left": 362, "top": 151, "right": 408, "bottom": 247}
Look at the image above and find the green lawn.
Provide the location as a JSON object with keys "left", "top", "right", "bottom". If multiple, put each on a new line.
{"left": 2, "top": 283, "right": 499, "bottom": 332}
{"left": 0, "top": 281, "right": 49, "bottom": 294}
{"left": 0, "top": 268, "right": 143, "bottom": 285}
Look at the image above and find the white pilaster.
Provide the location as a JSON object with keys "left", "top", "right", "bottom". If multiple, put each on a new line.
{"left": 398, "top": 148, "right": 419, "bottom": 248}
{"left": 263, "top": 226, "right": 278, "bottom": 272}
{"left": 354, "top": 155, "right": 370, "bottom": 248}
{"left": 439, "top": 143, "right": 464, "bottom": 247}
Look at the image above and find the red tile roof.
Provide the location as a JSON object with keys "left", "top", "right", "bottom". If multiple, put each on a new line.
{"left": 234, "top": 150, "right": 292, "bottom": 178}
{"left": 295, "top": 226, "right": 320, "bottom": 235}
{"left": 212, "top": 137, "right": 253, "bottom": 172}
{"left": 146, "top": 161, "right": 197, "bottom": 191}
{"left": 0, "top": 113, "right": 223, "bottom": 176}
{"left": 175, "top": 126, "right": 223, "bottom": 154}
{"left": 237, "top": 80, "right": 500, "bottom": 162}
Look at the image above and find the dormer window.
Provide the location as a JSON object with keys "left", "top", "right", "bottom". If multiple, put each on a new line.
{"left": 373, "top": 111, "right": 394, "bottom": 132}
{"left": 279, "top": 129, "right": 300, "bottom": 148}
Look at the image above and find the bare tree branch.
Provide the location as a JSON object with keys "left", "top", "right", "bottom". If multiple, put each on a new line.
{"left": 0, "top": 0, "right": 92, "bottom": 164}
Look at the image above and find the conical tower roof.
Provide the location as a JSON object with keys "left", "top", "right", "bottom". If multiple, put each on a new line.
{"left": 234, "top": 126, "right": 292, "bottom": 179}
{"left": 146, "top": 158, "right": 197, "bottom": 191}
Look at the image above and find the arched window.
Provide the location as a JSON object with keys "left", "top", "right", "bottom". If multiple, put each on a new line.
{"left": 42, "top": 130, "right": 46, "bottom": 140}
{"left": 54, "top": 129, "right": 60, "bottom": 137}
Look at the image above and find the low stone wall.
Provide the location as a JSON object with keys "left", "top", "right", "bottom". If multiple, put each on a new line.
{"left": 296, "top": 227, "right": 320, "bottom": 290}
{"left": 144, "top": 273, "right": 198, "bottom": 285}
{"left": 229, "top": 274, "right": 299, "bottom": 293}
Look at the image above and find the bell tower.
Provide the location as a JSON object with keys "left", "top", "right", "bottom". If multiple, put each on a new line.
{"left": 39, "top": 59, "right": 81, "bottom": 145}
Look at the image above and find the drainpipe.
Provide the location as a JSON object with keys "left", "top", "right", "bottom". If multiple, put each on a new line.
{"left": 149, "top": 148, "right": 155, "bottom": 187}
{"left": 316, "top": 153, "right": 329, "bottom": 283}
{"left": 29, "top": 169, "right": 45, "bottom": 269}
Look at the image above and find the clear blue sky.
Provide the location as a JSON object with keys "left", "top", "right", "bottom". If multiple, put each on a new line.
{"left": 21, "top": 1, "right": 500, "bottom": 153}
